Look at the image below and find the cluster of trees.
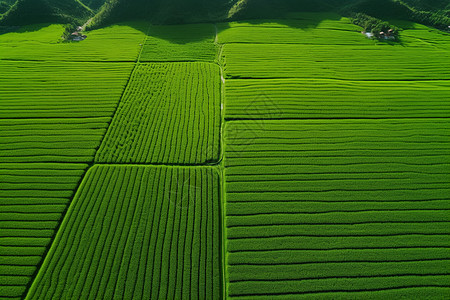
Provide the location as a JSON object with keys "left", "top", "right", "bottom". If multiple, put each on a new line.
{"left": 352, "top": 13, "right": 398, "bottom": 37}
{"left": 0, "top": 0, "right": 449, "bottom": 32}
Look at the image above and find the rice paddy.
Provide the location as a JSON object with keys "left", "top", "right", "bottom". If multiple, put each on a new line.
{"left": 1, "top": 11, "right": 449, "bottom": 300}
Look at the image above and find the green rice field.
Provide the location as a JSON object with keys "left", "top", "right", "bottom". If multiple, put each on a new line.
{"left": 0, "top": 11, "right": 449, "bottom": 300}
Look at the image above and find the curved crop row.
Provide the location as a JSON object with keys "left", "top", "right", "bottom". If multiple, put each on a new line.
{"left": 96, "top": 62, "right": 221, "bottom": 164}
{"left": 26, "top": 165, "right": 221, "bottom": 300}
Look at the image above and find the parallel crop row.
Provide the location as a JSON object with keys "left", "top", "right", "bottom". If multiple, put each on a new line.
{"left": 222, "top": 44, "right": 450, "bottom": 80}
{"left": 225, "top": 79, "right": 450, "bottom": 119}
{"left": 0, "top": 163, "right": 88, "bottom": 299}
{"left": 0, "top": 61, "right": 134, "bottom": 163}
{"left": 140, "top": 24, "right": 218, "bottom": 62}
{"left": 0, "top": 61, "right": 133, "bottom": 119}
{"left": 26, "top": 165, "right": 221, "bottom": 300}
{"left": 96, "top": 62, "right": 221, "bottom": 164}
{"left": 217, "top": 17, "right": 371, "bottom": 45}
{"left": 223, "top": 119, "right": 450, "bottom": 299}
{"left": 0, "top": 23, "right": 148, "bottom": 61}
{"left": 0, "top": 60, "right": 135, "bottom": 298}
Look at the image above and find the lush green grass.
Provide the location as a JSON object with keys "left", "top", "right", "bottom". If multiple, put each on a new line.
{"left": 140, "top": 24, "right": 218, "bottom": 62}
{"left": 0, "top": 61, "right": 134, "bottom": 163}
{"left": 0, "top": 61, "right": 133, "bottom": 118}
{"left": 225, "top": 79, "right": 450, "bottom": 119}
{"left": 0, "top": 22, "right": 148, "bottom": 61}
{"left": 0, "top": 163, "right": 88, "bottom": 299}
{"left": 400, "top": 27, "right": 450, "bottom": 50}
{"left": 224, "top": 119, "right": 450, "bottom": 298}
{"left": 222, "top": 43, "right": 450, "bottom": 80}
{"left": 26, "top": 165, "right": 221, "bottom": 300}
{"left": 96, "top": 62, "right": 221, "bottom": 164}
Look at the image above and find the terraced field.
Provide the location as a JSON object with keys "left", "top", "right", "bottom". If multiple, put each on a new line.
{"left": 96, "top": 62, "right": 221, "bottom": 164}
{"left": 1, "top": 11, "right": 450, "bottom": 300}
{"left": 26, "top": 165, "right": 221, "bottom": 300}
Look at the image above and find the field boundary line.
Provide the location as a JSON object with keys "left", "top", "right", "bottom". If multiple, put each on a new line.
{"left": 214, "top": 23, "right": 228, "bottom": 300}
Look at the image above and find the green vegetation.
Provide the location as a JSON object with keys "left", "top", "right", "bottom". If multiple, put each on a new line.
{"left": 140, "top": 24, "right": 218, "bottom": 62}
{"left": 217, "top": 18, "right": 371, "bottom": 45}
{"left": 219, "top": 11, "right": 449, "bottom": 299}
{"left": 1, "top": 5, "right": 450, "bottom": 300}
{"left": 0, "top": 0, "right": 93, "bottom": 26}
{"left": 224, "top": 119, "right": 450, "bottom": 298}
{"left": 225, "top": 79, "right": 450, "bottom": 119}
{"left": 0, "top": 163, "right": 88, "bottom": 299}
{"left": 96, "top": 63, "right": 221, "bottom": 164}
{"left": 0, "top": 60, "right": 134, "bottom": 163}
{"left": 26, "top": 165, "right": 221, "bottom": 300}
{"left": 351, "top": 13, "right": 399, "bottom": 37}
{"left": 223, "top": 43, "right": 450, "bottom": 80}
{"left": 0, "top": 22, "right": 148, "bottom": 61}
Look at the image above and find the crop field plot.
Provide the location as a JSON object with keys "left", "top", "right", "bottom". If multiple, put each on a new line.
{"left": 0, "top": 22, "right": 148, "bottom": 61}
{"left": 96, "top": 62, "right": 221, "bottom": 165}
{"left": 140, "top": 24, "right": 218, "bottom": 62}
{"left": 222, "top": 43, "right": 450, "bottom": 80}
{"left": 400, "top": 28, "right": 450, "bottom": 50}
{"left": 225, "top": 79, "right": 450, "bottom": 119}
{"left": 0, "top": 117, "right": 112, "bottom": 163}
{"left": 217, "top": 19, "right": 372, "bottom": 45}
{"left": 223, "top": 119, "right": 450, "bottom": 299}
{"left": 26, "top": 165, "right": 221, "bottom": 300}
{"left": 0, "top": 163, "right": 88, "bottom": 299}
{"left": 0, "top": 61, "right": 134, "bottom": 163}
{"left": 0, "top": 61, "right": 134, "bottom": 118}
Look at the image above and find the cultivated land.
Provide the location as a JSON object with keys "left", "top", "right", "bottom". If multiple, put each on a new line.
{"left": 0, "top": 12, "right": 449, "bottom": 300}
{"left": 26, "top": 165, "right": 221, "bottom": 300}
{"left": 96, "top": 62, "right": 221, "bottom": 165}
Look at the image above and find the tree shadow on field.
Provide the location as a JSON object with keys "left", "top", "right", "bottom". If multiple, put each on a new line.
{"left": 0, "top": 23, "right": 49, "bottom": 35}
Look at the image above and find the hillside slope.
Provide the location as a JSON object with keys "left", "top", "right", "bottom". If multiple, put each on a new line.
{"left": 0, "top": 0, "right": 92, "bottom": 25}
{"left": 89, "top": 0, "right": 234, "bottom": 28}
